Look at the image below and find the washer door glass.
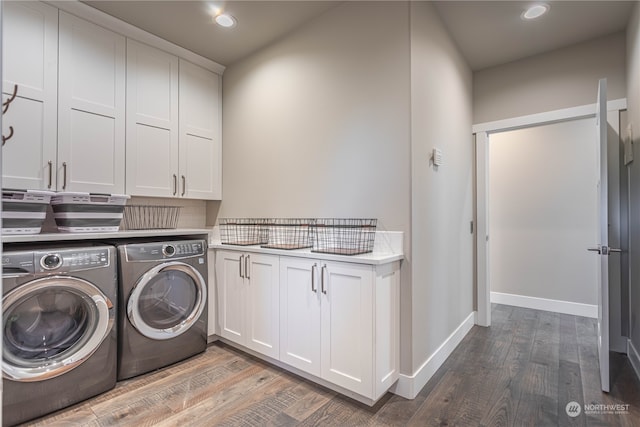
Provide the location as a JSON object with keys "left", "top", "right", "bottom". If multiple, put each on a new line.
{"left": 128, "top": 262, "right": 206, "bottom": 340}
{"left": 3, "top": 277, "right": 114, "bottom": 382}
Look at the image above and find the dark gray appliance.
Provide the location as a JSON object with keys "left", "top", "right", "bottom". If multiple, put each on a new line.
{"left": 2, "top": 245, "right": 117, "bottom": 426}
{"left": 117, "top": 239, "right": 207, "bottom": 380}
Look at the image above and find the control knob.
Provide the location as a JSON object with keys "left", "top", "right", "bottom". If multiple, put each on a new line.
{"left": 41, "top": 254, "right": 62, "bottom": 270}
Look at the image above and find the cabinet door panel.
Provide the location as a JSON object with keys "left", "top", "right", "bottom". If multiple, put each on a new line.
{"left": 2, "top": 1, "right": 57, "bottom": 190}
{"left": 66, "top": 110, "right": 117, "bottom": 188}
{"left": 58, "top": 12, "right": 125, "bottom": 193}
{"left": 132, "top": 124, "right": 174, "bottom": 193}
{"left": 179, "top": 59, "right": 221, "bottom": 200}
{"left": 246, "top": 254, "right": 280, "bottom": 358}
{"left": 2, "top": 97, "right": 51, "bottom": 189}
{"left": 321, "top": 262, "right": 373, "bottom": 396}
{"left": 279, "top": 257, "right": 321, "bottom": 377}
{"left": 216, "top": 251, "right": 245, "bottom": 344}
{"left": 182, "top": 134, "right": 221, "bottom": 199}
{"left": 3, "top": 1, "right": 57, "bottom": 98}
{"left": 126, "top": 40, "right": 178, "bottom": 197}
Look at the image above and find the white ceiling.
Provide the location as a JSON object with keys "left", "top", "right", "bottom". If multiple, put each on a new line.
{"left": 433, "top": 1, "right": 635, "bottom": 70}
{"left": 82, "top": 1, "right": 636, "bottom": 70}
{"left": 82, "top": 1, "right": 341, "bottom": 66}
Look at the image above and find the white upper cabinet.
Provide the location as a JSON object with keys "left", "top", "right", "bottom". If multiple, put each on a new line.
{"left": 2, "top": 1, "right": 58, "bottom": 190}
{"left": 126, "top": 40, "right": 179, "bottom": 197}
{"left": 179, "top": 59, "right": 222, "bottom": 200}
{"left": 58, "top": 11, "right": 125, "bottom": 194}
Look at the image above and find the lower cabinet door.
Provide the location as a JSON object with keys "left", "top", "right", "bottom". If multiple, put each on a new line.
{"left": 320, "top": 261, "right": 374, "bottom": 397}
{"left": 279, "top": 257, "right": 321, "bottom": 377}
{"left": 216, "top": 250, "right": 245, "bottom": 344}
{"left": 245, "top": 254, "right": 280, "bottom": 359}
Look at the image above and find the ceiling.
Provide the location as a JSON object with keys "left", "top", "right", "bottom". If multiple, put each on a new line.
{"left": 82, "top": 1, "right": 341, "bottom": 66}
{"left": 433, "top": 1, "right": 635, "bottom": 71}
{"left": 82, "top": 1, "right": 636, "bottom": 70}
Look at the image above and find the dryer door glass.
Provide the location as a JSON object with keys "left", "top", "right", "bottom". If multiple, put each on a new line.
{"left": 138, "top": 270, "right": 197, "bottom": 329}
{"left": 128, "top": 262, "right": 207, "bottom": 340}
{"left": 2, "top": 277, "right": 114, "bottom": 382}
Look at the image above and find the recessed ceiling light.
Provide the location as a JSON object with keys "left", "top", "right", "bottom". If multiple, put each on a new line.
{"left": 214, "top": 13, "right": 236, "bottom": 28}
{"left": 521, "top": 3, "right": 550, "bottom": 20}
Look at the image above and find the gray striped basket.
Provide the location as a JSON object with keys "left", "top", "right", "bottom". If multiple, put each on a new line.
{"left": 2, "top": 189, "right": 55, "bottom": 234}
{"left": 50, "top": 192, "right": 130, "bottom": 233}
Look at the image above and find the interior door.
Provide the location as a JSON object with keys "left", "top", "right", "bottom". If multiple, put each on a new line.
{"left": 595, "top": 78, "right": 610, "bottom": 393}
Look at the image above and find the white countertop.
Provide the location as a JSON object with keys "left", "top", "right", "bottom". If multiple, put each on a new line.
{"left": 2, "top": 228, "right": 211, "bottom": 244}
{"left": 208, "top": 230, "right": 404, "bottom": 266}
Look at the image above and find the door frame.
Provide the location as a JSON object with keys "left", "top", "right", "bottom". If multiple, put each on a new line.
{"left": 473, "top": 98, "right": 627, "bottom": 327}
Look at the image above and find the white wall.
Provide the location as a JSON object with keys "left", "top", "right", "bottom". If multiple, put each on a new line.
{"left": 221, "top": 1, "right": 413, "bottom": 370}
{"left": 410, "top": 2, "right": 474, "bottom": 374}
{"left": 489, "top": 119, "right": 599, "bottom": 306}
{"left": 626, "top": 3, "right": 640, "bottom": 357}
{"left": 474, "top": 32, "right": 626, "bottom": 123}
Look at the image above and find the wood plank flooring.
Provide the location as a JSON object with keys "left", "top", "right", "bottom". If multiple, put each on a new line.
{"left": 19, "top": 304, "right": 640, "bottom": 426}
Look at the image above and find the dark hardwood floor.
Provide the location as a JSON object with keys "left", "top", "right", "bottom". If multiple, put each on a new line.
{"left": 20, "top": 304, "right": 640, "bottom": 426}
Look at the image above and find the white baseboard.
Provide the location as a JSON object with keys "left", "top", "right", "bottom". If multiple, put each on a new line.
{"left": 391, "top": 311, "right": 475, "bottom": 399}
{"left": 628, "top": 339, "right": 640, "bottom": 382}
{"left": 490, "top": 291, "right": 597, "bottom": 318}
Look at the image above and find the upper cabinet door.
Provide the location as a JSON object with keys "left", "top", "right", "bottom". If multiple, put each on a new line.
{"left": 58, "top": 12, "right": 125, "bottom": 194}
{"left": 179, "top": 59, "right": 222, "bottom": 200}
{"left": 2, "top": 1, "right": 58, "bottom": 190}
{"left": 126, "top": 40, "right": 179, "bottom": 197}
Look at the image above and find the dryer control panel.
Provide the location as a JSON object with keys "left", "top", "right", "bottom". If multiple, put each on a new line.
{"left": 124, "top": 240, "right": 206, "bottom": 262}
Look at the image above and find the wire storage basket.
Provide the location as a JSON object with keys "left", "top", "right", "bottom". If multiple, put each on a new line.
{"left": 219, "top": 218, "right": 268, "bottom": 246}
{"left": 122, "top": 205, "right": 182, "bottom": 230}
{"left": 261, "top": 218, "right": 315, "bottom": 250}
{"left": 311, "top": 218, "right": 377, "bottom": 255}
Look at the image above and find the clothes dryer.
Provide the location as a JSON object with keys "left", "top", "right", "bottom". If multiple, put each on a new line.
{"left": 116, "top": 239, "right": 207, "bottom": 380}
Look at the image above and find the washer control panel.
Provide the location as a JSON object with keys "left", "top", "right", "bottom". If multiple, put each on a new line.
{"left": 125, "top": 240, "right": 206, "bottom": 261}
{"left": 2, "top": 247, "right": 111, "bottom": 275}
{"left": 36, "top": 248, "right": 111, "bottom": 272}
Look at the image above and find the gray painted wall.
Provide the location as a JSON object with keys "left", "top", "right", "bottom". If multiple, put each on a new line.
{"left": 474, "top": 32, "right": 627, "bottom": 123}
{"left": 627, "top": 3, "right": 640, "bottom": 356}
{"left": 489, "top": 119, "right": 599, "bottom": 306}
{"left": 409, "top": 2, "right": 474, "bottom": 373}
{"left": 221, "top": 1, "right": 414, "bottom": 372}
{"left": 221, "top": 1, "right": 474, "bottom": 376}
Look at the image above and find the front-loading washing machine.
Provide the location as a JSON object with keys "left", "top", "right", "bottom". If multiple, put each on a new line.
{"left": 117, "top": 239, "right": 207, "bottom": 380}
{"left": 2, "top": 244, "right": 117, "bottom": 426}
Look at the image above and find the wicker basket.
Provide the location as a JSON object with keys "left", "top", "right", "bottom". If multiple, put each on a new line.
{"left": 219, "top": 218, "right": 268, "bottom": 246}
{"left": 311, "top": 218, "right": 377, "bottom": 255}
{"left": 261, "top": 218, "right": 315, "bottom": 250}
{"left": 122, "top": 205, "right": 181, "bottom": 230}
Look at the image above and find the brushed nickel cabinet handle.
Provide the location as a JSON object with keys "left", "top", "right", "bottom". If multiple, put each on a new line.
{"left": 245, "top": 255, "right": 250, "bottom": 279}
{"left": 173, "top": 174, "right": 177, "bottom": 196}
{"left": 311, "top": 263, "right": 317, "bottom": 293}
{"left": 321, "top": 265, "right": 327, "bottom": 295}
{"left": 47, "top": 161, "right": 53, "bottom": 189}
{"left": 239, "top": 255, "right": 244, "bottom": 278}
{"left": 181, "top": 175, "right": 186, "bottom": 196}
{"left": 62, "top": 162, "right": 68, "bottom": 190}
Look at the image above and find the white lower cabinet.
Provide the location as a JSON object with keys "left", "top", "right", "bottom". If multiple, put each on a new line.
{"left": 279, "top": 256, "right": 400, "bottom": 402}
{"left": 216, "top": 249, "right": 400, "bottom": 403}
{"left": 216, "top": 250, "right": 280, "bottom": 359}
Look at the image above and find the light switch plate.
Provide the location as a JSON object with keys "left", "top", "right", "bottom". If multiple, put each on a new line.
{"left": 432, "top": 148, "right": 443, "bottom": 166}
